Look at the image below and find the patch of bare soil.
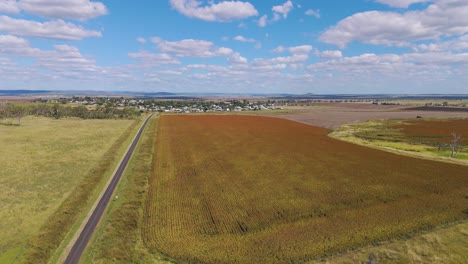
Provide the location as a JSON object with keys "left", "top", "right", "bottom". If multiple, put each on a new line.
{"left": 275, "top": 103, "right": 468, "bottom": 129}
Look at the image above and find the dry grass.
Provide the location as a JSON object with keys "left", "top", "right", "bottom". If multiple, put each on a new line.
{"left": 83, "top": 115, "right": 173, "bottom": 264}
{"left": 0, "top": 116, "right": 137, "bottom": 263}
{"left": 143, "top": 115, "right": 468, "bottom": 263}
{"left": 316, "top": 220, "right": 468, "bottom": 264}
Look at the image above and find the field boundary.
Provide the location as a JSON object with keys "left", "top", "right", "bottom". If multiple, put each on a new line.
{"left": 328, "top": 121, "right": 468, "bottom": 167}
{"left": 57, "top": 114, "right": 153, "bottom": 263}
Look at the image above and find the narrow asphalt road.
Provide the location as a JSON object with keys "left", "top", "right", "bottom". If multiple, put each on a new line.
{"left": 64, "top": 114, "right": 153, "bottom": 264}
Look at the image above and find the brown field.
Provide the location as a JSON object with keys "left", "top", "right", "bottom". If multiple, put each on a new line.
{"left": 393, "top": 119, "right": 468, "bottom": 144}
{"left": 277, "top": 103, "right": 468, "bottom": 128}
{"left": 144, "top": 115, "right": 468, "bottom": 263}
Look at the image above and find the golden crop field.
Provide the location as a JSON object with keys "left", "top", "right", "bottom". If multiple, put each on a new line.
{"left": 145, "top": 115, "right": 468, "bottom": 263}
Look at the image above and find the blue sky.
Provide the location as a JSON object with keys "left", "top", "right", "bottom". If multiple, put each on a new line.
{"left": 0, "top": 0, "right": 468, "bottom": 94}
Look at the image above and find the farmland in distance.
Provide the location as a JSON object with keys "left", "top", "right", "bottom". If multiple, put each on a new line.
{"left": 144, "top": 115, "right": 468, "bottom": 263}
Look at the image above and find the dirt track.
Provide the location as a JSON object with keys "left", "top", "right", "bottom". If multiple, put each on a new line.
{"left": 275, "top": 103, "right": 468, "bottom": 129}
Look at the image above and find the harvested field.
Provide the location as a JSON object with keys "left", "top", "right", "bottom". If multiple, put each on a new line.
{"left": 276, "top": 103, "right": 468, "bottom": 128}
{"left": 145, "top": 115, "right": 468, "bottom": 263}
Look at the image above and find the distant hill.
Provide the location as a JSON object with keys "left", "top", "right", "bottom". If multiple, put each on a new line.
{"left": 0, "top": 90, "right": 52, "bottom": 96}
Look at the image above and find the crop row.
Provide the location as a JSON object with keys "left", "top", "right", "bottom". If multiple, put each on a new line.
{"left": 142, "top": 115, "right": 468, "bottom": 263}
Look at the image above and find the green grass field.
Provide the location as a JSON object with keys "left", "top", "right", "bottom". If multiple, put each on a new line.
{"left": 0, "top": 116, "right": 138, "bottom": 263}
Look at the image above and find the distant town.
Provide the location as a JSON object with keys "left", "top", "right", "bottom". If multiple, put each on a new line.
{"left": 30, "top": 96, "right": 468, "bottom": 113}
{"left": 33, "top": 97, "right": 285, "bottom": 113}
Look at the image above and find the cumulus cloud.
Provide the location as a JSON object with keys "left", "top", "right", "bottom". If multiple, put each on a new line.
{"left": 0, "top": 35, "right": 99, "bottom": 75}
{"left": 375, "top": 0, "right": 430, "bottom": 8}
{"left": 305, "top": 9, "right": 320, "bottom": 18}
{"left": 307, "top": 51, "right": 468, "bottom": 80}
{"left": 0, "top": 15, "right": 102, "bottom": 40}
{"left": 39, "top": 44, "right": 98, "bottom": 72}
{"left": 18, "top": 0, "right": 108, "bottom": 20}
{"left": 272, "top": 0, "right": 293, "bottom": 18}
{"left": 289, "top": 45, "right": 313, "bottom": 54}
{"left": 128, "top": 51, "right": 180, "bottom": 65}
{"left": 258, "top": 14, "right": 267, "bottom": 27}
{"left": 253, "top": 54, "right": 309, "bottom": 66}
{"left": 414, "top": 34, "right": 468, "bottom": 52}
{"left": 271, "top": 45, "right": 313, "bottom": 54}
{"left": 228, "top": 52, "right": 248, "bottom": 64}
{"left": 233, "top": 35, "right": 255, "bottom": 42}
{"left": 320, "top": 0, "right": 468, "bottom": 48}
{"left": 315, "top": 50, "right": 343, "bottom": 59}
{"left": 272, "top": 46, "right": 286, "bottom": 53}
{"left": 169, "top": 0, "right": 258, "bottom": 22}
{"left": 157, "top": 39, "right": 233, "bottom": 58}
{"left": 0, "top": 0, "right": 20, "bottom": 14}
{"left": 0, "top": 34, "right": 40, "bottom": 56}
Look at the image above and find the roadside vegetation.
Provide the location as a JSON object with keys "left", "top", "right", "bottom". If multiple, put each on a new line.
{"left": 143, "top": 115, "right": 467, "bottom": 263}
{"left": 83, "top": 115, "right": 172, "bottom": 264}
{"left": 330, "top": 118, "right": 468, "bottom": 163}
{"left": 0, "top": 102, "right": 140, "bottom": 125}
{"left": 0, "top": 116, "right": 140, "bottom": 263}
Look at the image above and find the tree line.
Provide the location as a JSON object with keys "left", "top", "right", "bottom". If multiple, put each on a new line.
{"left": 0, "top": 103, "right": 141, "bottom": 125}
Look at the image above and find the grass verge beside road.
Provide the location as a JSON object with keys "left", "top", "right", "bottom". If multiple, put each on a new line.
{"left": 83, "top": 115, "right": 172, "bottom": 264}
{"left": 0, "top": 116, "right": 141, "bottom": 264}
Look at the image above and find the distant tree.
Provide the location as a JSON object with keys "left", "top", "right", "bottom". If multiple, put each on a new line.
{"left": 0, "top": 102, "right": 10, "bottom": 123}
{"left": 12, "top": 105, "right": 27, "bottom": 125}
{"left": 450, "top": 132, "right": 462, "bottom": 158}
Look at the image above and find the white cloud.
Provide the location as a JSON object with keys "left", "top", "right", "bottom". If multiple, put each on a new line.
{"left": 169, "top": 0, "right": 258, "bottom": 22}
{"left": 0, "top": 0, "right": 20, "bottom": 14}
{"left": 258, "top": 14, "right": 267, "bottom": 27}
{"left": 233, "top": 35, "right": 255, "bottom": 42}
{"left": 0, "top": 57, "right": 14, "bottom": 65}
{"left": 403, "top": 52, "right": 468, "bottom": 65}
{"left": 137, "top": 37, "right": 147, "bottom": 44}
{"left": 315, "top": 50, "right": 343, "bottom": 59}
{"left": 157, "top": 39, "right": 233, "bottom": 58}
{"left": 228, "top": 52, "right": 248, "bottom": 64}
{"left": 320, "top": 0, "right": 468, "bottom": 48}
{"left": 253, "top": 54, "right": 309, "bottom": 66}
{"left": 39, "top": 45, "right": 98, "bottom": 72}
{"left": 414, "top": 34, "right": 468, "bottom": 52}
{"left": 375, "top": 0, "right": 430, "bottom": 8}
{"left": 289, "top": 45, "right": 313, "bottom": 54}
{"left": 305, "top": 9, "right": 320, "bottom": 18}
{"left": 18, "top": 0, "right": 108, "bottom": 20}
{"left": 0, "top": 15, "right": 102, "bottom": 40}
{"left": 272, "top": 0, "right": 293, "bottom": 19}
{"left": 307, "top": 51, "right": 468, "bottom": 79}
{"left": 0, "top": 34, "right": 39, "bottom": 56}
{"left": 272, "top": 45, "right": 313, "bottom": 54}
{"left": 0, "top": 35, "right": 100, "bottom": 76}
{"left": 272, "top": 46, "right": 286, "bottom": 53}
{"left": 128, "top": 51, "right": 180, "bottom": 65}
